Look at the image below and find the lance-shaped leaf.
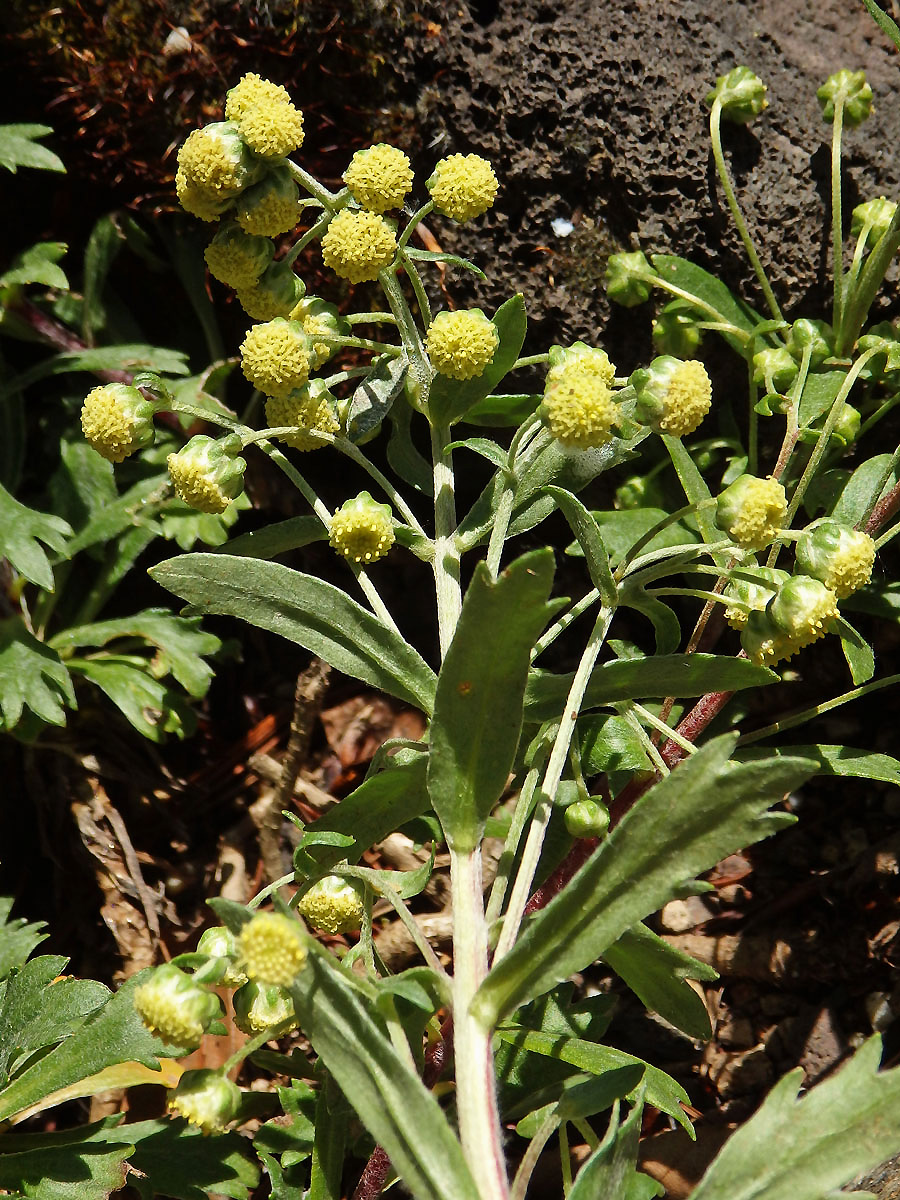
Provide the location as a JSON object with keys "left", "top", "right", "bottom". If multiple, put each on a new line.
{"left": 546, "top": 486, "right": 617, "bottom": 606}
{"left": 428, "top": 549, "right": 557, "bottom": 851}
{"left": 472, "top": 735, "right": 816, "bottom": 1028}
{"left": 150, "top": 554, "right": 436, "bottom": 713}
{"left": 289, "top": 945, "right": 479, "bottom": 1200}
{"left": 428, "top": 294, "right": 526, "bottom": 427}
{"left": 735, "top": 744, "right": 900, "bottom": 786}
{"left": 569, "top": 1098, "right": 644, "bottom": 1200}
{"left": 690, "top": 1036, "right": 900, "bottom": 1200}
{"left": 650, "top": 255, "right": 765, "bottom": 353}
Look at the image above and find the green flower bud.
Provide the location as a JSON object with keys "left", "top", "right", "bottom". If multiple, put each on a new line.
{"left": 723, "top": 566, "right": 790, "bottom": 629}
{"left": 795, "top": 518, "right": 876, "bottom": 598}
{"left": 289, "top": 296, "right": 351, "bottom": 369}
{"left": 81, "top": 383, "right": 159, "bottom": 463}
{"left": 752, "top": 346, "right": 797, "bottom": 392}
{"left": 705, "top": 66, "right": 768, "bottom": 124}
{"left": 715, "top": 474, "right": 787, "bottom": 550}
{"left": 133, "top": 963, "right": 222, "bottom": 1051}
{"left": 197, "top": 926, "right": 248, "bottom": 988}
{"left": 830, "top": 403, "right": 860, "bottom": 447}
{"left": 564, "top": 799, "right": 610, "bottom": 840}
{"left": 167, "top": 433, "right": 246, "bottom": 515}
{"left": 614, "top": 473, "right": 665, "bottom": 510}
{"left": 168, "top": 1069, "right": 241, "bottom": 1133}
{"left": 232, "top": 980, "right": 299, "bottom": 1034}
{"left": 817, "top": 69, "right": 873, "bottom": 127}
{"left": 605, "top": 250, "right": 652, "bottom": 307}
{"left": 238, "top": 911, "right": 308, "bottom": 987}
{"left": 630, "top": 355, "right": 712, "bottom": 438}
{"left": 785, "top": 319, "right": 833, "bottom": 367}
{"left": 857, "top": 322, "right": 900, "bottom": 375}
{"left": 652, "top": 303, "right": 703, "bottom": 358}
{"left": 851, "top": 197, "right": 898, "bottom": 247}
{"left": 236, "top": 260, "right": 306, "bottom": 321}
{"left": 204, "top": 223, "right": 274, "bottom": 288}
{"left": 235, "top": 166, "right": 303, "bottom": 237}
{"left": 329, "top": 492, "right": 395, "bottom": 565}
{"left": 297, "top": 875, "right": 366, "bottom": 934}
{"left": 768, "top": 574, "right": 839, "bottom": 651}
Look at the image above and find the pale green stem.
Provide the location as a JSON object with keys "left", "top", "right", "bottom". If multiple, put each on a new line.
{"left": 845, "top": 225, "right": 874, "bottom": 299}
{"left": 334, "top": 437, "right": 428, "bottom": 536}
{"left": 398, "top": 199, "right": 435, "bottom": 250}
{"left": 286, "top": 162, "right": 343, "bottom": 209}
{"left": 510, "top": 1113, "right": 559, "bottom": 1200}
{"left": 619, "top": 539, "right": 734, "bottom": 581}
{"left": 747, "top": 368, "right": 759, "bottom": 477}
{"left": 511, "top": 353, "right": 550, "bottom": 370}
{"left": 627, "top": 700, "right": 698, "bottom": 754}
{"left": 856, "top": 395, "right": 900, "bottom": 442}
{"left": 772, "top": 343, "right": 814, "bottom": 483}
{"left": 324, "top": 334, "right": 402, "bottom": 355}
{"left": 485, "top": 482, "right": 516, "bottom": 579}
{"left": 649, "top": 585, "right": 745, "bottom": 608}
{"left": 284, "top": 212, "right": 333, "bottom": 265}
{"left": 831, "top": 95, "right": 846, "bottom": 334}
{"left": 398, "top": 250, "right": 434, "bottom": 328}
{"left": 838, "top": 203, "right": 900, "bottom": 353}
{"left": 494, "top": 606, "right": 614, "bottom": 963}
{"left": 222, "top": 1017, "right": 299, "bottom": 1073}
{"left": 531, "top": 589, "right": 601, "bottom": 659}
{"left": 737, "top": 672, "right": 900, "bottom": 746}
{"left": 637, "top": 272, "right": 750, "bottom": 340}
{"left": 430, "top": 421, "right": 462, "bottom": 656}
{"left": 484, "top": 758, "right": 547, "bottom": 934}
{"left": 560, "top": 1123, "right": 573, "bottom": 1197}
{"left": 614, "top": 500, "right": 716, "bottom": 577}
{"left": 875, "top": 520, "right": 900, "bottom": 549}
{"left": 339, "top": 867, "right": 447, "bottom": 977}
{"left": 620, "top": 706, "right": 670, "bottom": 776}
{"left": 709, "top": 99, "right": 783, "bottom": 323}
{"left": 344, "top": 311, "right": 398, "bottom": 326}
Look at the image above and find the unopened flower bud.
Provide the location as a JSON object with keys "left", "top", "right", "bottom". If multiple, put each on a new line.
{"left": 817, "top": 69, "right": 873, "bottom": 127}
{"left": 768, "top": 574, "right": 839, "bottom": 652}
{"left": 240, "top": 317, "right": 311, "bottom": 398}
{"left": 723, "top": 566, "right": 790, "bottom": 629}
{"left": 546, "top": 342, "right": 615, "bottom": 387}
{"left": 289, "top": 296, "right": 351, "bottom": 368}
{"left": 329, "top": 492, "right": 395, "bottom": 564}
{"left": 168, "top": 1069, "right": 241, "bottom": 1133}
{"left": 238, "top": 911, "right": 308, "bottom": 987}
{"left": 321, "top": 209, "right": 397, "bottom": 283}
{"left": 785, "top": 319, "right": 833, "bottom": 367}
{"left": 715, "top": 474, "right": 787, "bottom": 550}
{"left": 297, "top": 875, "right": 366, "bottom": 934}
{"left": 740, "top": 608, "right": 791, "bottom": 668}
{"left": 857, "top": 322, "right": 900, "bottom": 375}
{"left": 225, "top": 73, "right": 304, "bottom": 158}
{"left": 851, "top": 197, "right": 898, "bottom": 247}
{"left": 426, "top": 308, "right": 499, "bottom": 380}
{"left": 133, "top": 963, "right": 222, "bottom": 1051}
{"left": 630, "top": 355, "right": 712, "bottom": 438}
{"left": 81, "top": 383, "right": 158, "bottom": 463}
{"left": 614, "top": 473, "right": 665, "bottom": 510}
{"left": 795, "top": 518, "right": 876, "bottom": 598}
{"left": 752, "top": 346, "right": 797, "bottom": 392}
{"left": 427, "top": 153, "right": 498, "bottom": 223}
{"left": 652, "top": 304, "right": 703, "bottom": 358}
{"left": 167, "top": 434, "right": 246, "bottom": 514}
{"left": 343, "top": 144, "right": 414, "bottom": 213}
{"left": 605, "top": 250, "right": 652, "bottom": 307}
{"left": 706, "top": 67, "right": 768, "bottom": 124}
{"left": 204, "top": 223, "right": 274, "bottom": 288}
{"left": 265, "top": 379, "right": 339, "bottom": 451}
{"left": 197, "top": 926, "right": 248, "bottom": 988}
{"left": 232, "top": 980, "right": 299, "bottom": 1034}
{"left": 236, "top": 260, "right": 306, "bottom": 321}
{"left": 564, "top": 799, "right": 610, "bottom": 840}
{"left": 235, "top": 166, "right": 303, "bottom": 237}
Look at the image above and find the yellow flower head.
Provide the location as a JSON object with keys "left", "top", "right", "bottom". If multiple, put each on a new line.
{"left": 132, "top": 963, "right": 222, "bottom": 1051}
{"left": 715, "top": 474, "right": 787, "bottom": 551}
{"left": 265, "top": 381, "right": 339, "bottom": 451}
{"left": 343, "top": 144, "right": 414, "bottom": 213}
{"left": 428, "top": 153, "right": 498, "bottom": 222}
{"left": 723, "top": 566, "right": 789, "bottom": 630}
{"left": 177, "top": 122, "right": 254, "bottom": 195}
{"left": 631, "top": 355, "right": 712, "bottom": 438}
{"left": 329, "top": 492, "right": 395, "bottom": 564}
{"left": 238, "top": 911, "right": 308, "bottom": 987}
{"left": 297, "top": 875, "right": 365, "bottom": 935}
{"left": 321, "top": 209, "right": 397, "bottom": 283}
{"left": 426, "top": 309, "right": 499, "bottom": 380}
{"left": 795, "top": 518, "right": 876, "bottom": 599}
{"left": 742, "top": 574, "right": 839, "bottom": 665}
{"left": 167, "top": 434, "right": 246, "bottom": 515}
{"left": 546, "top": 342, "right": 616, "bottom": 390}
{"left": 81, "top": 383, "right": 157, "bottom": 463}
{"left": 225, "top": 73, "right": 304, "bottom": 158}
{"left": 232, "top": 981, "right": 299, "bottom": 1035}
{"left": 168, "top": 1070, "right": 241, "bottom": 1134}
{"left": 236, "top": 261, "right": 305, "bottom": 321}
{"left": 204, "top": 223, "right": 274, "bottom": 288}
{"left": 235, "top": 167, "right": 303, "bottom": 236}
{"left": 542, "top": 375, "right": 618, "bottom": 450}
{"left": 240, "top": 317, "right": 311, "bottom": 399}
{"left": 175, "top": 170, "right": 233, "bottom": 222}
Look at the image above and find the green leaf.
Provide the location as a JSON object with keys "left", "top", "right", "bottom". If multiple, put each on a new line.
{"left": 347, "top": 355, "right": 409, "bottom": 442}
{"left": 584, "top": 509, "right": 698, "bottom": 567}
{"left": 0, "top": 900, "right": 47, "bottom": 982}
{"left": 495, "top": 1028, "right": 691, "bottom": 1134}
{"left": 0, "top": 483, "right": 72, "bottom": 591}
{"left": 834, "top": 616, "right": 875, "bottom": 685}
{"left": 403, "top": 248, "right": 486, "bottom": 278}
{"left": 861, "top": 0, "right": 900, "bottom": 52}
{"left": 122, "top": 1118, "right": 259, "bottom": 1200}
{"left": 569, "top": 1098, "right": 643, "bottom": 1200}
{"left": 289, "top": 944, "right": 480, "bottom": 1200}
{"left": 428, "top": 549, "right": 557, "bottom": 851}
{"left": 0, "top": 242, "right": 69, "bottom": 290}
{"left": 63, "top": 473, "right": 168, "bottom": 556}
{"left": 0, "top": 619, "right": 75, "bottom": 731}
{"left": 650, "top": 256, "right": 765, "bottom": 353}
{"left": 158, "top": 492, "right": 251, "bottom": 551}
{"left": 462, "top": 393, "right": 541, "bottom": 427}
{"left": 149, "top": 554, "right": 437, "bottom": 713}
{"left": 0, "top": 344, "right": 190, "bottom": 406}
{"left": 579, "top": 715, "right": 653, "bottom": 775}
{"left": 387, "top": 397, "right": 433, "bottom": 494}
{"left": 832, "top": 454, "right": 900, "bottom": 525}
{"left": 473, "top": 735, "right": 815, "bottom": 1028}
{"left": 547, "top": 487, "right": 617, "bottom": 605}
{"left": 346, "top": 847, "right": 435, "bottom": 901}
{"left": 428, "top": 294, "right": 527, "bottom": 426}
{"left": 603, "top": 923, "right": 717, "bottom": 1041}
{"left": 66, "top": 655, "right": 193, "bottom": 741}
{"left": 444, "top": 436, "right": 509, "bottom": 468}
{"left": 0, "top": 1118, "right": 131, "bottom": 1200}
{"left": 215, "top": 515, "right": 327, "bottom": 560}
{"left": 0, "top": 971, "right": 180, "bottom": 1123}
{"left": 51, "top": 610, "right": 220, "bottom": 697}
{"left": 797, "top": 371, "right": 845, "bottom": 428}
{"left": 618, "top": 591, "right": 682, "bottom": 654}
{"left": 515, "top": 1066, "right": 644, "bottom": 1137}
{"left": 735, "top": 744, "right": 900, "bottom": 786}
{"left": 0, "top": 124, "right": 65, "bottom": 174}
{"left": 81, "top": 216, "right": 125, "bottom": 342}
{"left": 525, "top": 654, "right": 776, "bottom": 722}
{"left": 661, "top": 436, "right": 729, "bottom": 566}
{"left": 691, "top": 1036, "right": 900, "bottom": 1200}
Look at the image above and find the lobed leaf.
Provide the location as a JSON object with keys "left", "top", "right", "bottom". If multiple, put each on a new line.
{"left": 0, "top": 483, "right": 72, "bottom": 592}
{"left": 0, "top": 619, "right": 75, "bottom": 731}
{"left": 0, "top": 124, "right": 65, "bottom": 174}
{"left": 0, "top": 1118, "right": 132, "bottom": 1200}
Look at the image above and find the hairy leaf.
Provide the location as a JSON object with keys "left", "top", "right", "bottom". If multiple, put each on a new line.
{"left": 0, "top": 900, "right": 47, "bottom": 982}
{"left": 547, "top": 486, "right": 617, "bottom": 605}
{"left": 650, "top": 256, "right": 765, "bottom": 352}
{"left": 347, "top": 355, "right": 408, "bottom": 442}
{"left": 569, "top": 1098, "right": 644, "bottom": 1200}
{"left": 736, "top": 743, "right": 900, "bottom": 786}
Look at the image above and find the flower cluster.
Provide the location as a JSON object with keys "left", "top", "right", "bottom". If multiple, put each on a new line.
{"left": 241, "top": 317, "right": 312, "bottom": 398}
{"left": 329, "top": 493, "right": 396, "bottom": 565}
{"left": 631, "top": 355, "right": 712, "bottom": 437}
{"left": 426, "top": 309, "right": 499, "bottom": 380}
{"left": 238, "top": 911, "right": 308, "bottom": 987}
{"left": 297, "top": 875, "right": 366, "bottom": 934}
{"left": 715, "top": 475, "right": 787, "bottom": 551}
{"left": 343, "top": 144, "right": 414, "bottom": 213}
{"left": 133, "top": 963, "right": 222, "bottom": 1051}
{"left": 169, "top": 1070, "right": 241, "bottom": 1134}
{"left": 167, "top": 435, "right": 246, "bottom": 515}
{"left": 265, "top": 380, "right": 339, "bottom": 451}
{"left": 81, "top": 383, "right": 159, "bottom": 463}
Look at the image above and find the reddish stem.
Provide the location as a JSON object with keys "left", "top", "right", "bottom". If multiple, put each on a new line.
{"left": 864, "top": 478, "right": 900, "bottom": 535}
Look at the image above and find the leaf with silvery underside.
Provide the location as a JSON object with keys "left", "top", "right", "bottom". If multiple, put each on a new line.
{"left": 149, "top": 554, "right": 437, "bottom": 713}
{"left": 0, "top": 619, "right": 75, "bottom": 731}
{"left": 472, "top": 735, "right": 815, "bottom": 1029}
{"left": 463, "top": 392, "right": 541, "bottom": 427}
{"left": 0, "top": 242, "right": 69, "bottom": 290}
{"left": 403, "top": 248, "right": 486, "bottom": 278}
{"left": 347, "top": 354, "right": 408, "bottom": 442}
{"left": 428, "top": 294, "right": 527, "bottom": 426}
{"left": 0, "top": 483, "right": 71, "bottom": 591}
{"left": 690, "top": 1036, "right": 900, "bottom": 1200}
